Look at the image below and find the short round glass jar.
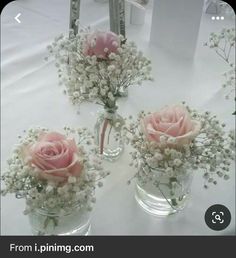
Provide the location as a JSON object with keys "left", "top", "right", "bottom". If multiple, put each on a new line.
{"left": 135, "top": 166, "right": 194, "bottom": 216}
{"left": 95, "top": 106, "right": 125, "bottom": 161}
{"left": 28, "top": 204, "right": 91, "bottom": 235}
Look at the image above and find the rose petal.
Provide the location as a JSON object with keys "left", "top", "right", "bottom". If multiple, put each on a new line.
{"left": 66, "top": 138, "right": 78, "bottom": 154}
{"left": 83, "top": 31, "right": 120, "bottom": 59}
{"left": 157, "top": 121, "right": 173, "bottom": 132}
{"left": 164, "top": 117, "right": 184, "bottom": 137}
{"left": 178, "top": 114, "right": 193, "bottom": 136}
{"left": 21, "top": 131, "right": 83, "bottom": 184}
{"left": 38, "top": 132, "right": 66, "bottom": 142}
{"left": 29, "top": 141, "right": 69, "bottom": 170}
{"left": 175, "top": 120, "right": 201, "bottom": 144}
{"left": 42, "top": 154, "right": 83, "bottom": 178}
{"left": 31, "top": 153, "right": 58, "bottom": 170}
{"left": 141, "top": 105, "right": 202, "bottom": 146}
{"left": 42, "top": 147, "right": 71, "bottom": 169}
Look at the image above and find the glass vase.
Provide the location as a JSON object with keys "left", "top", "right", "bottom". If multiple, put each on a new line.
{"left": 28, "top": 204, "right": 91, "bottom": 235}
{"left": 95, "top": 106, "right": 125, "bottom": 161}
{"left": 135, "top": 166, "right": 194, "bottom": 216}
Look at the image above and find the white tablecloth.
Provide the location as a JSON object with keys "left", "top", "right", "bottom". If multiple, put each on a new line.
{"left": 1, "top": 0, "right": 235, "bottom": 235}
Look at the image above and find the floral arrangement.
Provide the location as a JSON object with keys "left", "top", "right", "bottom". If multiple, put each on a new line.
{"left": 47, "top": 28, "right": 153, "bottom": 109}
{"left": 205, "top": 28, "right": 235, "bottom": 114}
{"left": 125, "top": 103, "right": 235, "bottom": 190}
{"left": 1, "top": 127, "right": 109, "bottom": 216}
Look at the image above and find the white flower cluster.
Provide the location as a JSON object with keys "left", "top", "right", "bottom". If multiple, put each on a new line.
{"left": 222, "top": 67, "right": 236, "bottom": 102}
{"left": 47, "top": 30, "right": 153, "bottom": 108}
{"left": 1, "top": 127, "right": 109, "bottom": 215}
{"left": 124, "top": 105, "right": 235, "bottom": 188}
{"left": 205, "top": 28, "right": 235, "bottom": 58}
{"left": 205, "top": 28, "right": 235, "bottom": 114}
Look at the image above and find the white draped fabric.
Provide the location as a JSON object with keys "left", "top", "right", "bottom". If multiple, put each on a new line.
{"left": 1, "top": 0, "right": 235, "bottom": 235}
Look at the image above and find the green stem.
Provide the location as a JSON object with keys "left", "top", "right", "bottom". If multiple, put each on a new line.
{"left": 157, "top": 185, "right": 180, "bottom": 212}
{"left": 42, "top": 216, "right": 58, "bottom": 234}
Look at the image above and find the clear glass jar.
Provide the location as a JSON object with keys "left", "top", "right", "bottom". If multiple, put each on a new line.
{"left": 95, "top": 106, "right": 125, "bottom": 161}
{"left": 28, "top": 204, "right": 91, "bottom": 235}
{"left": 135, "top": 167, "right": 194, "bottom": 216}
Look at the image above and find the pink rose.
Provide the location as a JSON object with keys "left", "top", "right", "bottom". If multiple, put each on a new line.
{"left": 142, "top": 105, "right": 201, "bottom": 146}
{"left": 83, "top": 31, "right": 120, "bottom": 59}
{"left": 22, "top": 132, "right": 83, "bottom": 183}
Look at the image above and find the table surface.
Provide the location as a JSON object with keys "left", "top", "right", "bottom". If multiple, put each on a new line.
{"left": 1, "top": 0, "right": 235, "bottom": 235}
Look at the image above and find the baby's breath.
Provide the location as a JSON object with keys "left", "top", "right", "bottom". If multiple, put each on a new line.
{"left": 47, "top": 29, "right": 153, "bottom": 109}
{"left": 124, "top": 105, "right": 235, "bottom": 188}
{"left": 205, "top": 28, "right": 235, "bottom": 114}
{"left": 1, "top": 127, "right": 109, "bottom": 215}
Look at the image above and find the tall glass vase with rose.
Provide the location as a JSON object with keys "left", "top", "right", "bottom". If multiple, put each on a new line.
{"left": 48, "top": 29, "right": 153, "bottom": 161}
{"left": 1, "top": 127, "right": 109, "bottom": 235}
{"left": 125, "top": 104, "right": 235, "bottom": 216}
